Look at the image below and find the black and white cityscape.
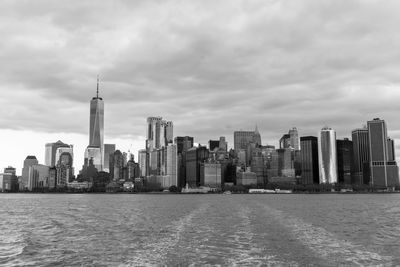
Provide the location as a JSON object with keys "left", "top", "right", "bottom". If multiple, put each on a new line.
{"left": 1, "top": 1, "right": 400, "bottom": 266}
{"left": 1, "top": 81, "right": 399, "bottom": 193}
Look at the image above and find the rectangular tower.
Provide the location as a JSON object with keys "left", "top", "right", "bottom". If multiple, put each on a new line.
{"left": 300, "top": 136, "right": 319, "bottom": 184}
{"left": 368, "top": 118, "right": 399, "bottom": 187}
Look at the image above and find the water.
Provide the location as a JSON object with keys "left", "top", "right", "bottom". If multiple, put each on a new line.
{"left": 1, "top": 194, "right": 399, "bottom": 266}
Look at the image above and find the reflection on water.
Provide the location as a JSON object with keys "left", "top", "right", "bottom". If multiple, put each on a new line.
{"left": 1, "top": 194, "right": 399, "bottom": 266}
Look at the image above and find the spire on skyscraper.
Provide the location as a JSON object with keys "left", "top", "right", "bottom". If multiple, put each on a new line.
{"left": 96, "top": 75, "right": 99, "bottom": 98}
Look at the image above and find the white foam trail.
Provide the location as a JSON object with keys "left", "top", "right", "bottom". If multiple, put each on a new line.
{"left": 229, "top": 207, "right": 299, "bottom": 267}
{"left": 261, "top": 205, "right": 393, "bottom": 266}
{"left": 127, "top": 203, "right": 210, "bottom": 265}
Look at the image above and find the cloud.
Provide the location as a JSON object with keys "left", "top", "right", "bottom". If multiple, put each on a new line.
{"left": 2, "top": 0, "right": 400, "bottom": 170}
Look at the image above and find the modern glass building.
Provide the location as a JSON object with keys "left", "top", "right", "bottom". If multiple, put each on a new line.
{"left": 300, "top": 136, "right": 319, "bottom": 184}
{"left": 352, "top": 127, "right": 370, "bottom": 184}
{"left": 88, "top": 78, "right": 104, "bottom": 170}
{"left": 318, "top": 127, "right": 338, "bottom": 184}
{"left": 368, "top": 118, "right": 399, "bottom": 187}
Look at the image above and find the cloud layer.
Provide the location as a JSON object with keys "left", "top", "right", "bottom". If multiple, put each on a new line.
{"left": 2, "top": 0, "right": 400, "bottom": 170}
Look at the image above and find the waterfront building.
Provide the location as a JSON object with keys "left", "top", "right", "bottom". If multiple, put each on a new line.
{"left": 49, "top": 167, "right": 57, "bottom": 189}
{"left": 200, "top": 161, "right": 222, "bottom": 188}
{"left": 126, "top": 154, "right": 140, "bottom": 180}
{"left": 28, "top": 164, "right": 50, "bottom": 191}
{"left": 267, "top": 148, "right": 296, "bottom": 180}
{"left": 0, "top": 171, "right": 18, "bottom": 192}
{"left": 387, "top": 138, "right": 395, "bottom": 161}
{"left": 250, "top": 148, "right": 267, "bottom": 185}
{"left": 109, "top": 150, "right": 125, "bottom": 181}
{"left": 300, "top": 136, "right": 319, "bottom": 184}
{"left": 138, "top": 149, "right": 147, "bottom": 178}
{"left": 45, "top": 140, "right": 70, "bottom": 167}
{"left": 352, "top": 126, "right": 370, "bottom": 184}
{"left": 186, "top": 146, "right": 209, "bottom": 187}
{"left": 337, "top": 138, "right": 353, "bottom": 184}
{"left": 236, "top": 168, "right": 257, "bottom": 185}
{"left": 146, "top": 117, "right": 174, "bottom": 177}
{"left": 4, "top": 166, "right": 16, "bottom": 176}
{"left": 318, "top": 127, "right": 338, "bottom": 184}
{"left": 174, "top": 136, "right": 194, "bottom": 187}
{"left": 368, "top": 118, "right": 399, "bottom": 187}
{"left": 161, "top": 144, "right": 178, "bottom": 188}
{"left": 104, "top": 144, "right": 116, "bottom": 172}
{"left": 87, "top": 77, "right": 104, "bottom": 170}
{"left": 84, "top": 147, "right": 102, "bottom": 171}
{"left": 56, "top": 149, "right": 74, "bottom": 187}
{"left": 21, "top": 155, "right": 39, "bottom": 190}
{"left": 234, "top": 126, "right": 261, "bottom": 151}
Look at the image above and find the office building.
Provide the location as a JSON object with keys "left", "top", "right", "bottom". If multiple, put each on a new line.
{"left": 352, "top": 127, "right": 370, "bottom": 184}
{"left": 87, "top": 77, "right": 104, "bottom": 170}
{"left": 175, "top": 136, "right": 194, "bottom": 154}
{"left": 368, "top": 118, "right": 399, "bottom": 187}
{"left": 162, "top": 144, "right": 178, "bottom": 188}
{"left": 234, "top": 126, "right": 261, "bottom": 151}
{"left": 336, "top": 138, "right": 353, "bottom": 184}
{"left": 109, "top": 150, "right": 125, "bottom": 181}
{"left": 209, "top": 140, "right": 220, "bottom": 151}
{"left": 138, "top": 149, "right": 147, "bottom": 177}
{"left": 146, "top": 116, "right": 174, "bottom": 177}
{"left": 45, "top": 140, "right": 70, "bottom": 167}
{"left": 200, "top": 161, "right": 222, "bottom": 187}
{"left": 21, "top": 156, "right": 39, "bottom": 190}
{"left": 236, "top": 168, "right": 257, "bottom": 185}
{"left": 318, "top": 127, "right": 338, "bottom": 184}
{"left": 56, "top": 149, "right": 74, "bottom": 186}
{"left": 28, "top": 164, "right": 50, "bottom": 191}
{"left": 387, "top": 138, "right": 395, "bottom": 161}
{"left": 250, "top": 148, "right": 267, "bottom": 185}
{"left": 300, "top": 136, "right": 319, "bottom": 184}
{"left": 104, "top": 144, "right": 116, "bottom": 172}
{"left": 280, "top": 128, "right": 300, "bottom": 150}
{"left": 186, "top": 146, "right": 209, "bottom": 187}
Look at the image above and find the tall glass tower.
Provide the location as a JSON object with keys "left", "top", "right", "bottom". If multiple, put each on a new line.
{"left": 86, "top": 77, "right": 104, "bottom": 170}
{"left": 318, "top": 127, "right": 338, "bottom": 184}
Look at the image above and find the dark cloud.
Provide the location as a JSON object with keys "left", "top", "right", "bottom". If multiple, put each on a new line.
{"left": 1, "top": 0, "right": 400, "bottom": 160}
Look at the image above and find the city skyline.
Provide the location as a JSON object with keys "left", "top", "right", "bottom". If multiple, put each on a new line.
{"left": 2, "top": 0, "right": 400, "bottom": 173}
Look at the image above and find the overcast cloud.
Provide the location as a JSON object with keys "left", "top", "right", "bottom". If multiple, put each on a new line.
{"left": 2, "top": 0, "right": 400, "bottom": 172}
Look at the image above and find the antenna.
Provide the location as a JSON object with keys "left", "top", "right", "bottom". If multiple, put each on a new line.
{"left": 96, "top": 75, "right": 99, "bottom": 98}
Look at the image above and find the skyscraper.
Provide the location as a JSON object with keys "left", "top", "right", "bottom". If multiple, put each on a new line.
{"left": 86, "top": 77, "right": 104, "bottom": 170}
{"left": 336, "top": 138, "right": 353, "bottom": 184}
{"left": 234, "top": 126, "right": 261, "bottom": 151}
{"left": 280, "top": 128, "right": 300, "bottom": 150}
{"left": 300, "top": 136, "right": 319, "bottom": 185}
{"left": 21, "top": 155, "right": 39, "bottom": 190}
{"left": 352, "top": 127, "right": 370, "bottom": 184}
{"left": 45, "top": 140, "right": 70, "bottom": 167}
{"left": 318, "top": 127, "right": 338, "bottom": 184}
{"left": 368, "top": 118, "right": 399, "bottom": 187}
{"left": 104, "top": 144, "right": 116, "bottom": 172}
{"left": 138, "top": 149, "right": 147, "bottom": 177}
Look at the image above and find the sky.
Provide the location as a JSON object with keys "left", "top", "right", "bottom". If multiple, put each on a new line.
{"left": 1, "top": 0, "right": 400, "bottom": 175}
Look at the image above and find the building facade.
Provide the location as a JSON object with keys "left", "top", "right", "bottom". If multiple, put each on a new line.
{"left": 300, "top": 136, "right": 319, "bottom": 184}
{"left": 352, "top": 127, "right": 370, "bottom": 185}
{"left": 318, "top": 127, "right": 338, "bottom": 184}
{"left": 337, "top": 138, "right": 353, "bottom": 184}
{"left": 368, "top": 118, "right": 399, "bottom": 187}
